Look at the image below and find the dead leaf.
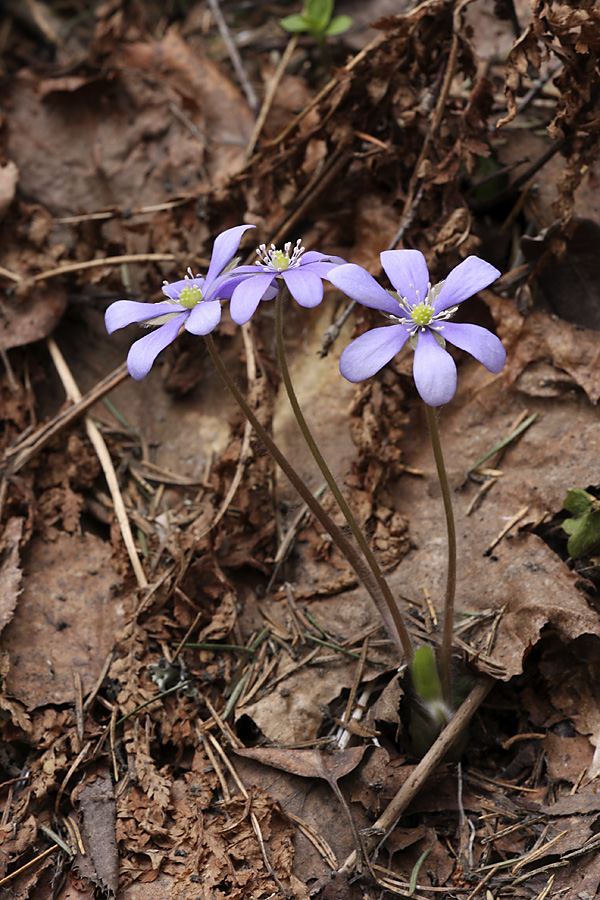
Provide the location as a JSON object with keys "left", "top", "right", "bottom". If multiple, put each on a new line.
{"left": 0, "top": 284, "right": 68, "bottom": 350}
{"left": 0, "top": 517, "right": 23, "bottom": 636}
{"left": 522, "top": 220, "right": 600, "bottom": 331}
{"left": 235, "top": 745, "right": 366, "bottom": 785}
{"left": 0, "top": 531, "right": 124, "bottom": 709}
{"left": 73, "top": 768, "right": 119, "bottom": 896}
{"left": 0, "top": 160, "right": 18, "bottom": 221}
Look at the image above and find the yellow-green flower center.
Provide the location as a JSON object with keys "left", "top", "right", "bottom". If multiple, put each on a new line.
{"left": 410, "top": 301, "right": 434, "bottom": 327}
{"left": 178, "top": 284, "right": 203, "bottom": 308}
{"left": 272, "top": 249, "right": 290, "bottom": 271}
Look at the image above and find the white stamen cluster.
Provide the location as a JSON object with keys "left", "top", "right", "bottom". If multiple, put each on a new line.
{"left": 255, "top": 238, "right": 305, "bottom": 272}
{"left": 387, "top": 280, "right": 457, "bottom": 336}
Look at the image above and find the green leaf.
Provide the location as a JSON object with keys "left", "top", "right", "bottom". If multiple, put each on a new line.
{"left": 411, "top": 645, "right": 443, "bottom": 705}
{"left": 305, "top": 0, "right": 333, "bottom": 31}
{"left": 564, "top": 488, "right": 594, "bottom": 518}
{"left": 561, "top": 488, "right": 600, "bottom": 558}
{"left": 324, "top": 14, "right": 353, "bottom": 36}
{"left": 279, "top": 13, "right": 310, "bottom": 32}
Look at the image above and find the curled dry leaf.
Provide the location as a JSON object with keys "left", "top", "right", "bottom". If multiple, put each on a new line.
{"left": 0, "top": 160, "right": 18, "bottom": 221}
{"left": 0, "top": 283, "right": 68, "bottom": 350}
{"left": 73, "top": 768, "right": 119, "bottom": 896}
{"left": 0, "top": 517, "right": 23, "bottom": 637}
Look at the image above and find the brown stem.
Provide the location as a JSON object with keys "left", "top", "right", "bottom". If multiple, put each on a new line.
{"left": 425, "top": 404, "right": 456, "bottom": 704}
{"left": 204, "top": 333, "right": 410, "bottom": 662}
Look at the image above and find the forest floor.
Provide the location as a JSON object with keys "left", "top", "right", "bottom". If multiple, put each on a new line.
{"left": 1, "top": 1, "right": 600, "bottom": 898}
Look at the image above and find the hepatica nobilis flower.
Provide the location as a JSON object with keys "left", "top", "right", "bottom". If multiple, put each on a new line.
{"left": 329, "top": 250, "right": 506, "bottom": 406}
{"left": 105, "top": 224, "right": 255, "bottom": 380}
{"left": 228, "top": 239, "right": 345, "bottom": 324}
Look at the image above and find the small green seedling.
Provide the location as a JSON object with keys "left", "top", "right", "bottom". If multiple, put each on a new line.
{"left": 562, "top": 488, "right": 600, "bottom": 558}
{"left": 408, "top": 645, "right": 474, "bottom": 758}
{"left": 280, "top": 0, "right": 353, "bottom": 46}
{"left": 408, "top": 645, "right": 454, "bottom": 757}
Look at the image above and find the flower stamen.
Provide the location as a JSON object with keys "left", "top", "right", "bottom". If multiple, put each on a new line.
{"left": 256, "top": 238, "right": 305, "bottom": 272}
{"left": 178, "top": 270, "right": 204, "bottom": 309}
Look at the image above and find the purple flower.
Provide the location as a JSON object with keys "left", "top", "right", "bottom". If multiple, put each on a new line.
{"left": 228, "top": 239, "right": 345, "bottom": 324}
{"left": 105, "top": 225, "right": 255, "bottom": 380}
{"left": 329, "top": 250, "right": 505, "bottom": 406}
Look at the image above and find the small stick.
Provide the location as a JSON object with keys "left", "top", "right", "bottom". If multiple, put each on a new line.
{"left": 3, "top": 362, "right": 129, "bottom": 475}
{"left": 25, "top": 253, "right": 177, "bottom": 285}
{"left": 484, "top": 505, "right": 528, "bottom": 555}
{"left": 47, "top": 339, "right": 147, "bottom": 588}
{"left": 246, "top": 35, "right": 298, "bottom": 160}
{"left": 207, "top": 0, "right": 258, "bottom": 111}
{"left": 0, "top": 844, "right": 59, "bottom": 888}
{"left": 243, "top": 32, "right": 384, "bottom": 167}
{"left": 337, "top": 677, "right": 493, "bottom": 875}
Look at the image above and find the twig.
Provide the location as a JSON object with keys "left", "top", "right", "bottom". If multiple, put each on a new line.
{"left": 267, "top": 484, "right": 327, "bottom": 591}
{"left": 338, "top": 677, "right": 494, "bottom": 874}
{"left": 0, "top": 339, "right": 18, "bottom": 390}
{"left": 243, "top": 31, "right": 385, "bottom": 168}
{"left": 388, "top": 181, "right": 425, "bottom": 253}
{"left": 513, "top": 61, "right": 562, "bottom": 120}
{"left": 25, "top": 253, "right": 177, "bottom": 285}
{"left": 46, "top": 339, "right": 147, "bottom": 588}
{"left": 246, "top": 35, "right": 298, "bottom": 160}
{"left": 484, "top": 505, "right": 528, "bottom": 555}
{"left": 268, "top": 147, "right": 350, "bottom": 250}
{"left": 54, "top": 741, "right": 92, "bottom": 814}
{"left": 83, "top": 651, "right": 114, "bottom": 712}
{"left": 207, "top": 0, "right": 258, "bottom": 111}
{"left": 0, "top": 844, "right": 60, "bottom": 887}
{"left": 318, "top": 299, "right": 355, "bottom": 358}
{"left": 0, "top": 265, "right": 22, "bottom": 282}
{"left": 2, "top": 362, "right": 129, "bottom": 475}
{"left": 55, "top": 198, "right": 192, "bottom": 225}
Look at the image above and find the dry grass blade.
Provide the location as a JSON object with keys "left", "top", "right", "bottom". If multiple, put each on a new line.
{"left": 2, "top": 362, "right": 129, "bottom": 475}
{"left": 46, "top": 338, "right": 147, "bottom": 588}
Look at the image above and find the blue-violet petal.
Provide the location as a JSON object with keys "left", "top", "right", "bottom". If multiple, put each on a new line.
{"left": 380, "top": 249, "right": 430, "bottom": 307}
{"left": 329, "top": 264, "right": 400, "bottom": 315}
{"left": 105, "top": 300, "right": 182, "bottom": 333}
{"left": 412, "top": 329, "right": 457, "bottom": 406}
{"left": 434, "top": 256, "right": 500, "bottom": 314}
{"left": 205, "top": 224, "right": 255, "bottom": 288}
{"left": 127, "top": 313, "right": 187, "bottom": 380}
{"left": 282, "top": 268, "right": 324, "bottom": 307}
{"left": 230, "top": 273, "right": 275, "bottom": 324}
{"left": 441, "top": 321, "right": 506, "bottom": 373}
{"left": 339, "top": 325, "right": 409, "bottom": 382}
{"left": 185, "top": 299, "right": 222, "bottom": 335}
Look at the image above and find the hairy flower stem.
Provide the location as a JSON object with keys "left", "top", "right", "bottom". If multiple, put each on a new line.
{"left": 424, "top": 404, "right": 457, "bottom": 705}
{"left": 204, "top": 333, "right": 411, "bottom": 662}
{"left": 275, "top": 284, "right": 413, "bottom": 663}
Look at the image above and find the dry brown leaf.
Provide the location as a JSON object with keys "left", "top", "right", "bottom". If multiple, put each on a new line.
{"left": 0, "top": 517, "right": 23, "bottom": 636}
{"left": 0, "top": 160, "right": 18, "bottom": 221}
{"left": 235, "top": 745, "right": 366, "bottom": 784}
{"left": 73, "top": 768, "right": 119, "bottom": 896}
{"left": 0, "top": 531, "right": 123, "bottom": 709}
{"left": 0, "top": 284, "right": 68, "bottom": 350}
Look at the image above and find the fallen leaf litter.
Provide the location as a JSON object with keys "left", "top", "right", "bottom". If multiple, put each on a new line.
{"left": 1, "top": 1, "right": 600, "bottom": 898}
